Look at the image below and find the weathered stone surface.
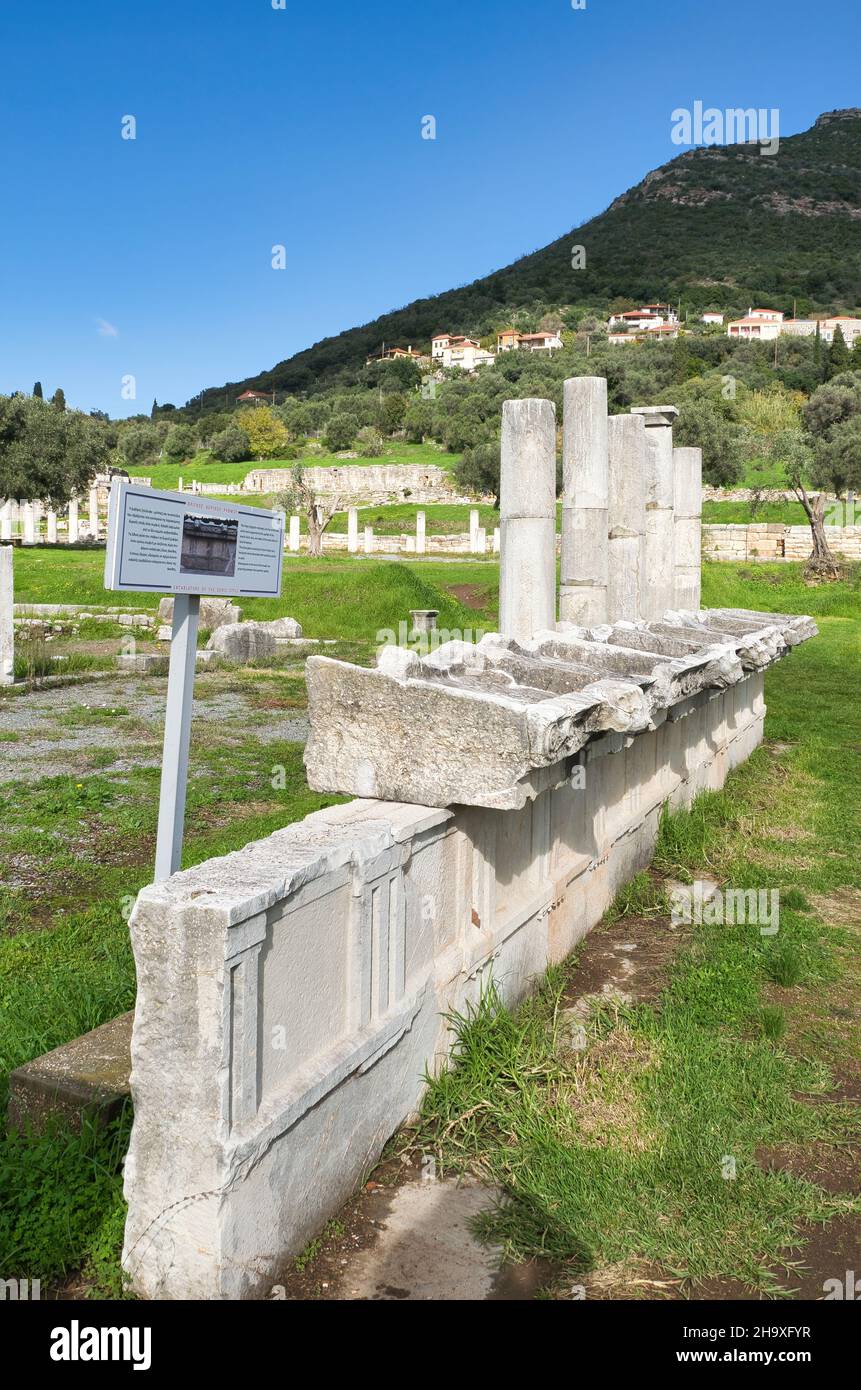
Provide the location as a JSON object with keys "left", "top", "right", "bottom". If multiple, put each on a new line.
{"left": 207, "top": 621, "right": 278, "bottom": 661}
{"left": 159, "top": 596, "right": 242, "bottom": 630}
{"left": 8, "top": 1012, "right": 132, "bottom": 1135}
{"left": 498, "top": 399, "right": 557, "bottom": 642}
{"left": 258, "top": 616, "right": 304, "bottom": 639}
{"left": 304, "top": 608, "right": 815, "bottom": 809}
{"left": 117, "top": 653, "right": 170, "bottom": 675}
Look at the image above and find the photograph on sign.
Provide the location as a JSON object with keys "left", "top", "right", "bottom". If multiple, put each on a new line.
{"left": 104, "top": 481, "right": 284, "bottom": 598}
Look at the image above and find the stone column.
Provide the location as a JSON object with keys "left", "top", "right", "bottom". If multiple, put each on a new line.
{"left": 289, "top": 515, "right": 300, "bottom": 552}
{"left": 492, "top": 526, "right": 500, "bottom": 554}
{"left": 469, "top": 509, "right": 479, "bottom": 553}
{"left": 606, "top": 414, "right": 646, "bottom": 624}
{"left": 673, "top": 446, "right": 703, "bottom": 612}
{"left": 0, "top": 503, "right": 11, "bottom": 542}
{"left": 88, "top": 488, "right": 99, "bottom": 539}
{"left": 0, "top": 546, "right": 13, "bottom": 685}
{"left": 68, "top": 497, "right": 79, "bottom": 543}
{"left": 560, "top": 376, "right": 609, "bottom": 627}
{"left": 47, "top": 510, "right": 58, "bottom": 544}
{"left": 364, "top": 526, "right": 374, "bottom": 555}
{"left": 22, "top": 503, "right": 35, "bottom": 545}
{"left": 631, "top": 405, "right": 678, "bottom": 622}
{"left": 347, "top": 507, "right": 359, "bottom": 553}
{"left": 499, "top": 398, "right": 557, "bottom": 642}
{"left": 475, "top": 526, "right": 486, "bottom": 554}
{"left": 416, "top": 510, "right": 426, "bottom": 554}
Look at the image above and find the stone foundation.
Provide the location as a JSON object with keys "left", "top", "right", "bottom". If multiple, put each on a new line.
{"left": 122, "top": 672, "right": 765, "bottom": 1300}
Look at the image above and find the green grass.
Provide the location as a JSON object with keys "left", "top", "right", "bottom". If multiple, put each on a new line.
{"left": 328, "top": 503, "right": 499, "bottom": 537}
{"left": 8, "top": 548, "right": 494, "bottom": 639}
{"left": 702, "top": 501, "right": 808, "bottom": 525}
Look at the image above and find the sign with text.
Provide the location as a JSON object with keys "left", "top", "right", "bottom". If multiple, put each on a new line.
{"left": 104, "top": 482, "right": 284, "bottom": 598}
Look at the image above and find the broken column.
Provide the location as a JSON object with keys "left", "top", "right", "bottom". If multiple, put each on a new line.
{"left": 606, "top": 413, "right": 646, "bottom": 624}
{"left": 364, "top": 526, "right": 374, "bottom": 555}
{"left": 289, "top": 515, "right": 300, "bottom": 552}
{"left": 560, "top": 376, "right": 609, "bottom": 627}
{"left": 499, "top": 398, "right": 557, "bottom": 642}
{"left": 673, "top": 446, "right": 703, "bottom": 612}
{"left": 1, "top": 546, "right": 13, "bottom": 685}
{"left": 416, "top": 510, "right": 426, "bottom": 554}
{"left": 0, "top": 502, "right": 12, "bottom": 542}
{"left": 469, "top": 509, "right": 480, "bottom": 553}
{"left": 347, "top": 507, "right": 359, "bottom": 554}
{"left": 47, "top": 510, "right": 58, "bottom": 544}
{"left": 631, "top": 405, "right": 678, "bottom": 622}
{"left": 68, "top": 497, "right": 79, "bottom": 543}
{"left": 88, "top": 488, "right": 99, "bottom": 539}
{"left": 22, "top": 503, "right": 35, "bottom": 545}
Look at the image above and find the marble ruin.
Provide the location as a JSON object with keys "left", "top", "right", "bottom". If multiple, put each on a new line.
{"left": 121, "top": 379, "right": 816, "bottom": 1299}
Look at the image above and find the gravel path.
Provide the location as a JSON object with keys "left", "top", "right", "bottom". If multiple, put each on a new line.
{"left": 0, "top": 677, "right": 309, "bottom": 784}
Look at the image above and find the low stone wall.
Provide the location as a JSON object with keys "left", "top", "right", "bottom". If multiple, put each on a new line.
{"left": 703, "top": 523, "right": 861, "bottom": 562}
{"left": 122, "top": 672, "right": 765, "bottom": 1300}
{"left": 245, "top": 463, "right": 465, "bottom": 504}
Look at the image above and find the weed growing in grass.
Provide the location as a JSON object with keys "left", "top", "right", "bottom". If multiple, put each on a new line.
{"left": 767, "top": 939, "right": 806, "bottom": 987}
{"left": 0, "top": 1107, "right": 131, "bottom": 1291}
{"left": 760, "top": 1005, "right": 787, "bottom": 1041}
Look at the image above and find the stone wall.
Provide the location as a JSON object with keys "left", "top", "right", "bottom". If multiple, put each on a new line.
{"left": 245, "top": 463, "right": 467, "bottom": 504}
{"left": 703, "top": 523, "right": 861, "bottom": 562}
{"left": 122, "top": 673, "right": 765, "bottom": 1299}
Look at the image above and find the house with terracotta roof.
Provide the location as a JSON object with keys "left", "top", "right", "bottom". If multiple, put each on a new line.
{"left": 496, "top": 328, "right": 563, "bottom": 353}
{"left": 432, "top": 334, "right": 494, "bottom": 372}
{"left": 236, "top": 389, "right": 273, "bottom": 404}
{"left": 608, "top": 304, "right": 679, "bottom": 331}
{"left": 726, "top": 308, "right": 785, "bottom": 340}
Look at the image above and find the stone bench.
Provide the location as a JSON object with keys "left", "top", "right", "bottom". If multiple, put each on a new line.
{"left": 7, "top": 1012, "right": 133, "bottom": 1136}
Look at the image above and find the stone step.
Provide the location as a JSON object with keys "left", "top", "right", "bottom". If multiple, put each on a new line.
{"left": 7, "top": 1011, "right": 133, "bottom": 1136}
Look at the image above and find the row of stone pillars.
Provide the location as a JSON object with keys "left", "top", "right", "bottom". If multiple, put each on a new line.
{"left": 499, "top": 378, "right": 702, "bottom": 643}
{"left": 1, "top": 491, "right": 101, "bottom": 544}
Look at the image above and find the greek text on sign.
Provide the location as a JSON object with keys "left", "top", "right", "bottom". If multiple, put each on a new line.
{"left": 104, "top": 482, "right": 284, "bottom": 598}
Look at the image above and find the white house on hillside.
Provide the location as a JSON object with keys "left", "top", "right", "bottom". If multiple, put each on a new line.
{"left": 608, "top": 303, "right": 678, "bottom": 330}
{"left": 726, "top": 307, "right": 785, "bottom": 340}
{"left": 431, "top": 334, "right": 495, "bottom": 372}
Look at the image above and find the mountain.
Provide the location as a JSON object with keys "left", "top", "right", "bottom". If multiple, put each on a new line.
{"left": 193, "top": 109, "right": 861, "bottom": 406}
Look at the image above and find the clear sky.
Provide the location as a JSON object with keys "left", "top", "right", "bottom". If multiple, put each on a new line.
{"left": 1, "top": 0, "right": 858, "bottom": 416}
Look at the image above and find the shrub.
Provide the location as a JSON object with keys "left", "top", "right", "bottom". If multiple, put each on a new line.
{"left": 357, "top": 426, "right": 384, "bottom": 458}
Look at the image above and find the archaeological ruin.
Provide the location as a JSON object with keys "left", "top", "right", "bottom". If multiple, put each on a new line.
{"left": 120, "top": 378, "right": 816, "bottom": 1299}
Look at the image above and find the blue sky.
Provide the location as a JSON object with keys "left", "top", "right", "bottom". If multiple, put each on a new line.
{"left": 0, "top": 0, "right": 858, "bottom": 416}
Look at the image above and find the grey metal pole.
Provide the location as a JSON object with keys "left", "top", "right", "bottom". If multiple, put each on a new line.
{"left": 154, "top": 593, "right": 200, "bottom": 882}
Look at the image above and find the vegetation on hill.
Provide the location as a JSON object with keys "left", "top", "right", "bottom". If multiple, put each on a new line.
{"left": 193, "top": 109, "right": 861, "bottom": 402}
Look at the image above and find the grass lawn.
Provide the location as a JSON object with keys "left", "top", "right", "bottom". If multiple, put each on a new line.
{"left": 702, "top": 500, "right": 808, "bottom": 525}
{"left": 0, "top": 556, "right": 858, "bottom": 1296}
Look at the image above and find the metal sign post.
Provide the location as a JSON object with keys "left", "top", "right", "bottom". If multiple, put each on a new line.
{"left": 104, "top": 480, "right": 285, "bottom": 885}
{"left": 153, "top": 594, "right": 200, "bottom": 882}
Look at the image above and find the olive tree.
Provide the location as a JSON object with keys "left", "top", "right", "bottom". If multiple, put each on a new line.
{"left": 275, "top": 464, "right": 340, "bottom": 557}
{"left": 0, "top": 394, "right": 110, "bottom": 504}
